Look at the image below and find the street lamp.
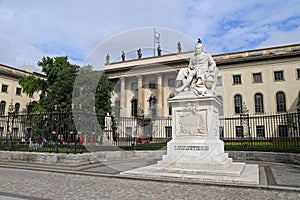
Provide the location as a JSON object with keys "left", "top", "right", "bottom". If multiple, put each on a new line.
{"left": 6, "top": 101, "right": 15, "bottom": 151}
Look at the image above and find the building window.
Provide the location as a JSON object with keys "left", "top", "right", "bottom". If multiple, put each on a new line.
{"left": 114, "top": 98, "right": 120, "bottom": 117}
{"left": 168, "top": 79, "right": 175, "bottom": 87}
{"left": 278, "top": 125, "right": 288, "bottom": 137}
{"left": 148, "top": 95, "right": 157, "bottom": 117}
{"left": 232, "top": 75, "right": 242, "bottom": 84}
{"left": 0, "top": 101, "right": 6, "bottom": 115}
{"left": 254, "top": 93, "right": 264, "bottom": 113}
{"left": 16, "top": 87, "right": 22, "bottom": 95}
{"left": 297, "top": 69, "right": 300, "bottom": 79}
{"left": 234, "top": 94, "right": 243, "bottom": 114}
{"left": 165, "top": 126, "right": 172, "bottom": 138}
{"left": 217, "top": 95, "right": 223, "bottom": 116}
{"left": 12, "top": 128, "right": 19, "bottom": 137}
{"left": 274, "top": 70, "right": 284, "bottom": 81}
{"left": 1, "top": 84, "right": 8, "bottom": 93}
{"left": 236, "top": 126, "right": 244, "bottom": 137}
{"left": 131, "top": 82, "right": 138, "bottom": 90}
{"left": 0, "top": 127, "right": 4, "bottom": 137}
{"left": 125, "top": 127, "right": 133, "bottom": 137}
{"left": 216, "top": 77, "right": 223, "bottom": 86}
{"left": 219, "top": 126, "right": 224, "bottom": 140}
{"left": 253, "top": 73, "right": 262, "bottom": 83}
{"left": 256, "top": 125, "right": 265, "bottom": 137}
{"left": 131, "top": 98, "right": 138, "bottom": 117}
{"left": 15, "top": 103, "right": 20, "bottom": 114}
{"left": 276, "top": 92, "right": 286, "bottom": 112}
{"left": 149, "top": 81, "right": 156, "bottom": 89}
{"left": 168, "top": 104, "right": 172, "bottom": 116}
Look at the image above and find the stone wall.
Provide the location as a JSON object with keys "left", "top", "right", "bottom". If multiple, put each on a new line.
{"left": 0, "top": 151, "right": 299, "bottom": 166}
{"left": 0, "top": 150, "right": 166, "bottom": 166}
{"left": 228, "top": 151, "right": 300, "bottom": 165}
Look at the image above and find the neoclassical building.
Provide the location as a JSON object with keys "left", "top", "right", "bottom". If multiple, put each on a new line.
{"left": 105, "top": 43, "right": 300, "bottom": 118}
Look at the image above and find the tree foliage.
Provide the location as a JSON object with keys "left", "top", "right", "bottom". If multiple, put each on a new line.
{"left": 95, "top": 72, "right": 114, "bottom": 116}
{"left": 19, "top": 56, "right": 114, "bottom": 115}
{"left": 19, "top": 56, "right": 79, "bottom": 112}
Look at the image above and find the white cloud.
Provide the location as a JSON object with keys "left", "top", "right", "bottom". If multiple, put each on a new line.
{"left": 0, "top": 0, "right": 299, "bottom": 69}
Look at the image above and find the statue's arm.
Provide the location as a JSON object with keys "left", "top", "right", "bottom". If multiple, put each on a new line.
{"left": 188, "top": 58, "right": 195, "bottom": 70}
{"left": 208, "top": 54, "right": 216, "bottom": 72}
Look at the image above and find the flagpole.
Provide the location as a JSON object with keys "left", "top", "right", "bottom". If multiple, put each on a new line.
{"left": 153, "top": 27, "right": 156, "bottom": 56}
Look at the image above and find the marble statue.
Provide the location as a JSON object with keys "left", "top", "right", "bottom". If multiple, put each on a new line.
{"left": 105, "top": 54, "right": 110, "bottom": 65}
{"left": 175, "top": 39, "right": 218, "bottom": 96}
{"left": 121, "top": 51, "right": 125, "bottom": 61}
{"left": 137, "top": 48, "right": 142, "bottom": 59}
{"left": 177, "top": 41, "right": 182, "bottom": 53}
{"left": 157, "top": 45, "right": 162, "bottom": 56}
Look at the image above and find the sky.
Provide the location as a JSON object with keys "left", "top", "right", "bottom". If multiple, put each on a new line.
{"left": 0, "top": 0, "right": 300, "bottom": 71}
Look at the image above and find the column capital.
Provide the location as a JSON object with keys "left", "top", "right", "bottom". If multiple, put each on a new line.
{"left": 136, "top": 74, "right": 143, "bottom": 81}
{"left": 120, "top": 76, "right": 126, "bottom": 82}
{"left": 157, "top": 73, "right": 163, "bottom": 79}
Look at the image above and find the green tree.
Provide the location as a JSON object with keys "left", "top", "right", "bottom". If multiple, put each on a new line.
{"left": 19, "top": 56, "right": 79, "bottom": 112}
{"left": 95, "top": 72, "right": 114, "bottom": 116}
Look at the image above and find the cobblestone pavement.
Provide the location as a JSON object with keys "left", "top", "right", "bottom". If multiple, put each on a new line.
{"left": 0, "top": 168, "right": 299, "bottom": 200}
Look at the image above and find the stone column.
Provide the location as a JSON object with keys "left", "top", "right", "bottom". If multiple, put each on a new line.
{"left": 157, "top": 73, "right": 163, "bottom": 117}
{"left": 120, "top": 76, "right": 126, "bottom": 117}
{"left": 137, "top": 75, "right": 143, "bottom": 111}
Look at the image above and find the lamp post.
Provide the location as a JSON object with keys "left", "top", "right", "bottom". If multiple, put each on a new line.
{"left": 52, "top": 104, "right": 59, "bottom": 153}
{"left": 6, "top": 101, "right": 15, "bottom": 151}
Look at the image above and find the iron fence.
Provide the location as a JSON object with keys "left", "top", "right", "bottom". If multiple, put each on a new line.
{"left": 219, "top": 111, "right": 300, "bottom": 152}
{"left": 0, "top": 110, "right": 299, "bottom": 153}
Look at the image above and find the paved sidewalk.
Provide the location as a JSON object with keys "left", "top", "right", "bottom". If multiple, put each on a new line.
{"left": 0, "top": 165, "right": 299, "bottom": 200}
{"left": 0, "top": 158, "right": 299, "bottom": 191}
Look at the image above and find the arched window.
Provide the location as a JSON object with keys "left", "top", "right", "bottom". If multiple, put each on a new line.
{"left": 234, "top": 94, "right": 243, "bottom": 114}
{"left": 276, "top": 92, "right": 286, "bottom": 112}
{"left": 254, "top": 93, "right": 264, "bottom": 113}
{"left": 0, "top": 101, "right": 6, "bottom": 115}
{"left": 15, "top": 103, "right": 20, "bottom": 114}
{"left": 148, "top": 94, "right": 157, "bottom": 117}
{"left": 131, "top": 98, "right": 138, "bottom": 117}
{"left": 217, "top": 95, "right": 223, "bottom": 116}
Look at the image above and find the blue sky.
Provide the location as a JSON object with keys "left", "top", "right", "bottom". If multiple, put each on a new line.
{"left": 0, "top": 0, "right": 299, "bottom": 70}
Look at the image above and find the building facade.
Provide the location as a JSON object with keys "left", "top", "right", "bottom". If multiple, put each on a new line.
{"left": 105, "top": 43, "right": 300, "bottom": 118}
{"left": 0, "top": 64, "right": 42, "bottom": 115}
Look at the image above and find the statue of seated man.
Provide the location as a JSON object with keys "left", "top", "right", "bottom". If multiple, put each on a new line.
{"left": 175, "top": 39, "right": 218, "bottom": 96}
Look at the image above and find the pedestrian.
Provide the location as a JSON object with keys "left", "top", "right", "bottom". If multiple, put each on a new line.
{"left": 38, "top": 135, "right": 43, "bottom": 147}
{"left": 146, "top": 135, "right": 151, "bottom": 144}
{"left": 137, "top": 135, "right": 143, "bottom": 144}
{"left": 78, "top": 135, "right": 83, "bottom": 146}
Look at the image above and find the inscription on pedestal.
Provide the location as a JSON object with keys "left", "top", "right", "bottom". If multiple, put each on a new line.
{"left": 174, "top": 145, "right": 209, "bottom": 151}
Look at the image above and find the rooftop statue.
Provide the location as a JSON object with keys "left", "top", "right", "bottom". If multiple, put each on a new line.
{"left": 157, "top": 45, "right": 162, "bottom": 56}
{"left": 175, "top": 39, "right": 218, "bottom": 97}
{"left": 121, "top": 51, "right": 126, "bottom": 61}
{"left": 137, "top": 48, "right": 142, "bottom": 59}
{"left": 105, "top": 54, "right": 110, "bottom": 65}
{"left": 177, "top": 41, "right": 182, "bottom": 53}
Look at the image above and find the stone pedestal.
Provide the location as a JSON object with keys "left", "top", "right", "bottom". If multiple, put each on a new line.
{"left": 156, "top": 92, "right": 245, "bottom": 176}
{"left": 121, "top": 91, "right": 259, "bottom": 185}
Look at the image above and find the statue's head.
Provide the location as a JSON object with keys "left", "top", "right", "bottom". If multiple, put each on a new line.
{"left": 195, "top": 39, "right": 203, "bottom": 53}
